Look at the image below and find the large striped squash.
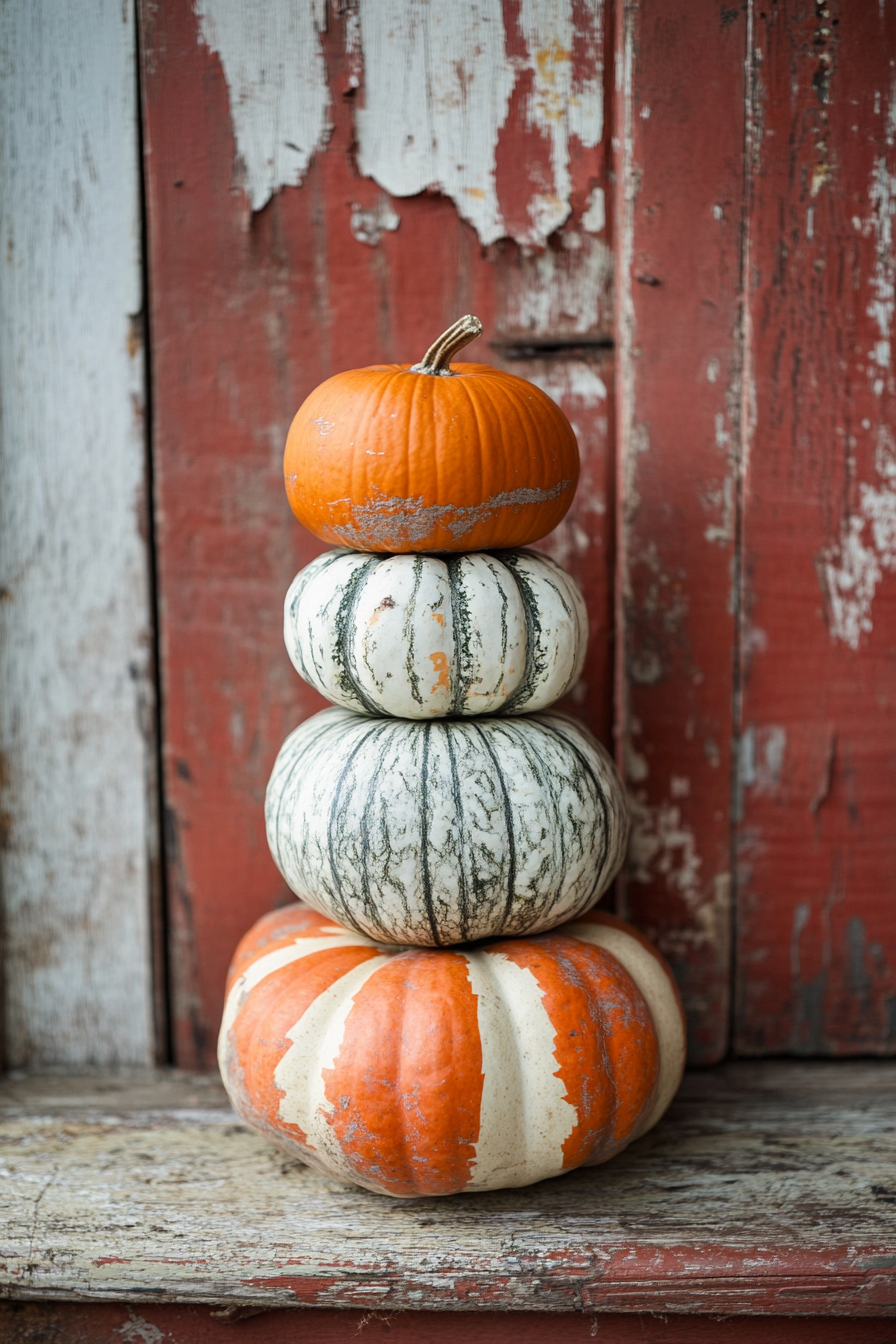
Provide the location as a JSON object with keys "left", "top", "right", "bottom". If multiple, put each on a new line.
{"left": 265, "top": 707, "right": 629, "bottom": 946}
{"left": 284, "top": 548, "right": 587, "bottom": 719}
{"left": 218, "top": 902, "right": 686, "bottom": 1197}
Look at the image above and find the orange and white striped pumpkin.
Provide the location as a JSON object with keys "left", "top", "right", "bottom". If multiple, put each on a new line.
{"left": 218, "top": 902, "right": 685, "bottom": 1197}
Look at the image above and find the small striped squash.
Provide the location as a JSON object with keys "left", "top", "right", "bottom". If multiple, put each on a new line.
{"left": 284, "top": 547, "right": 588, "bottom": 719}
{"left": 265, "top": 706, "right": 629, "bottom": 946}
{"left": 218, "top": 902, "right": 686, "bottom": 1197}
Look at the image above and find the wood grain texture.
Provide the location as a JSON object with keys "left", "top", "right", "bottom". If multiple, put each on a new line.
{"left": 734, "top": 2, "right": 896, "bottom": 1054}
{"left": 0, "top": 0, "right": 157, "bottom": 1066}
{"left": 614, "top": 0, "right": 747, "bottom": 1063}
{"left": 139, "top": 0, "right": 614, "bottom": 1067}
{"left": 1, "top": 1062, "right": 894, "bottom": 1316}
{"left": 2, "top": 1303, "right": 896, "bottom": 1344}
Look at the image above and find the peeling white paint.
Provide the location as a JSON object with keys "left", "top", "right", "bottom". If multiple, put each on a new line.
{"left": 581, "top": 185, "right": 606, "bottom": 233}
{"left": 821, "top": 426, "right": 896, "bottom": 648}
{"left": 739, "top": 724, "right": 787, "bottom": 795}
{"left": 498, "top": 234, "right": 614, "bottom": 336}
{"left": 529, "top": 363, "right": 607, "bottom": 571}
{"left": 628, "top": 795, "right": 702, "bottom": 909}
{"left": 357, "top": 0, "right": 603, "bottom": 246}
{"left": 355, "top": 0, "right": 513, "bottom": 244}
{"left": 865, "top": 149, "right": 895, "bottom": 395}
{"left": 530, "top": 363, "right": 608, "bottom": 405}
{"left": 516, "top": 0, "right": 604, "bottom": 242}
{"left": 195, "top": 0, "right": 331, "bottom": 211}
{"left": 350, "top": 196, "right": 400, "bottom": 246}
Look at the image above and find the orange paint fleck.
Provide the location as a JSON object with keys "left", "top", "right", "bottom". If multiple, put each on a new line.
{"left": 429, "top": 650, "right": 451, "bottom": 693}
{"left": 432, "top": 612, "right": 445, "bottom": 627}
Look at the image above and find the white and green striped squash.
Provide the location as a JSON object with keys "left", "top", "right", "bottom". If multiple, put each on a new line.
{"left": 265, "top": 706, "right": 629, "bottom": 947}
{"left": 283, "top": 548, "right": 588, "bottom": 719}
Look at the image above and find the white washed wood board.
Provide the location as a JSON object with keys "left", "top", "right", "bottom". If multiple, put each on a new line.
{"left": 0, "top": 1063, "right": 894, "bottom": 1316}
{"left": 0, "top": 0, "right": 157, "bottom": 1066}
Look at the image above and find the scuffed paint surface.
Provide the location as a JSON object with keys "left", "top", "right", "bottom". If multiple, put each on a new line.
{"left": 819, "top": 116, "right": 896, "bottom": 649}
{"left": 195, "top": 0, "right": 331, "bottom": 211}
{"left": 820, "top": 433, "right": 896, "bottom": 648}
{"left": 355, "top": 0, "right": 514, "bottom": 245}
{"left": 357, "top": 0, "right": 604, "bottom": 245}
{"left": 197, "top": 0, "right": 604, "bottom": 244}
{"left": 498, "top": 235, "right": 613, "bottom": 337}
{"left": 6, "top": 1063, "right": 893, "bottom": 1315}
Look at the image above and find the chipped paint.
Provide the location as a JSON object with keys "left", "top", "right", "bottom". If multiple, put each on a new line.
{"left": 202, "top": 0, "right": 604, "bottom": 243}
{"left": 4, "top": 1067, "right": 895, "bottom": 1315}
{"left": 628, "top": 796, "right": 702, "bottom": 913}
{"left": 498, "top": 235, "right": 614, "bottom": 338}
{"left": 515, "top": 0, "right": 604, "bottom": 242}
{"left": 865, "top": 91, "right": 896, "bottom": 396}
{"left": 822, "top": 99, "right": 896, "bottom": 646}
{"left": 355, "top": 0, "right": 514, "bottom": 244}
{"left": 820, "top": 427, "right": 896, "bottom": 649}
{"left": 195, "top": 0, "right": 331, "bottom": 211}
{"left": 739, "top": 724, "right": 787, "bottom": 796}
{"left": 581, "top": 185, "right": 605, "bottom": 233}
{"left": 349, "top": 196, "right": 400, "bottom": 246}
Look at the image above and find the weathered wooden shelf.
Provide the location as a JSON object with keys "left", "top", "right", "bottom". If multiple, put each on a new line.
{"left": 1, "top": 1062, "right": 894, "bottom": 1319}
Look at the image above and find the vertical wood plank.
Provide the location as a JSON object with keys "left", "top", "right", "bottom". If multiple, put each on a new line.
{"left": 615, "top": 0, "right": 747, "bottom": 1062}
{"left": 0, "top": 1, "right": 157, "bottom": 1065}
{"left": 735, "top": 1, "right": 896, "bottom": 1054}
{"left": 141, "top": 0, "right": 614, "bottom": 1067}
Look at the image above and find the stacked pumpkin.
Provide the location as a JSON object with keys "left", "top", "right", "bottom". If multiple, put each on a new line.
{"left": 218, "top": 317, "right": 686, "bottom": 1197}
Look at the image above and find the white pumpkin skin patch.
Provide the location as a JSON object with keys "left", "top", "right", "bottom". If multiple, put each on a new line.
{"left": 265, "top": 706, "right": 629, "bottom": 946}
{"left": 283, "top": 547, "right": 588, "bottom": 719}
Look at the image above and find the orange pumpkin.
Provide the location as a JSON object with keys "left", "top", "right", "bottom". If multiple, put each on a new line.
{"left": 283, "top": 316, "right": 580, "bottom": 553}
{"left": 218, "top": 902, "right": 686, "bottom": 1197}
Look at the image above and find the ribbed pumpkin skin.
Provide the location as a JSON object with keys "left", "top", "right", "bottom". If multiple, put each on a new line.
{"left": 284, "top": 548, "right": 588, "bottom": 719}
{"left": 218, "top": 903, "right": 686, "bottom": 1197}
{"left": 283, "top": 363, "right": 580, "bottom": 553}
{"left": 265, "top": 707, "right": 629, "bottom": 946}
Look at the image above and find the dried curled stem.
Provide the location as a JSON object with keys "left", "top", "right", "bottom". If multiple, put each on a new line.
{"left": 410, "top": 315, "right": 483, "bottom": 376}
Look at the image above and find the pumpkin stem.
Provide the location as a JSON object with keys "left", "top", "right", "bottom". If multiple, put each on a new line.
{"left": 410, "top": 315, "right": 483, "bottom": 376}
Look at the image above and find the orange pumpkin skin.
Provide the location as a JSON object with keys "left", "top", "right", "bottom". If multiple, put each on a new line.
{"left": 218, "top": 903, "right": 686, "bottom": 1197}
{"left": 283, "top": 361, "right": 580, "bottom": 553}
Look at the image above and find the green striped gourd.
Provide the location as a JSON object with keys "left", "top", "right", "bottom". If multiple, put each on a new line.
{"left": 265, "top": 706, "right": 629, "bottom": 947}
{"left": 283, "top": 548, "right": 587, "bottom": 719}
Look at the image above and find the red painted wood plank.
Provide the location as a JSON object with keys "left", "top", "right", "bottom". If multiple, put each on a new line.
{"left": 139, "top": 0, "right": 614, "bottom": 1066}
{"left": 735, "top": 1, "right": 896, "bottom": 1053}
{"left": 614, "top": 1, "right": 748, "bottom": 1062}
{"left": 4, "top": 1302, "right": 895, "bottom": 1344}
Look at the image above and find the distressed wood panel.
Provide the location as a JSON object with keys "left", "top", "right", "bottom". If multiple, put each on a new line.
{"left": 614, "top": 1, "right": 747, "bottom": 1062}
{"left": 140, "top": 0, "right": 614, "bottom": 1067}
{"left": 2, "top": 1063, "right": 895, "bottom": 1316}
{"left": 0, "top": 0, "right": 158, "bottom": 1065}
{"left": 3, "top": 1304, "right": 896, "bottom": 1344}
{"left": 734, "top": 2, "right": 896, "bottom": 1054}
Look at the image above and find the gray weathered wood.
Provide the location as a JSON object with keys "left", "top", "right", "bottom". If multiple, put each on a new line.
{"left": 1, "top": 1062, "right": 893, "bottom": 1316}
{"left": 0, "top": 1, "right": 157, "bottom": 1065}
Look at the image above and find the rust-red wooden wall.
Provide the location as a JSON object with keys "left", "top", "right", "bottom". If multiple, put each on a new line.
{"left": 140, "top": 0, "right": 896, "bottom": 1068}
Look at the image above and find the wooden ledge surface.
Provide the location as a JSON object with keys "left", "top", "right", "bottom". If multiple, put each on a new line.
{"left": 1, "top": 1061, "right": 894, "bottom": 1317}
